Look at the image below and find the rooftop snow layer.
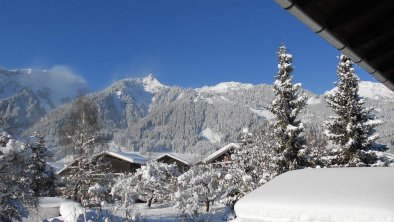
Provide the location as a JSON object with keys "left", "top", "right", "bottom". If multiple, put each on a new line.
{"left": 107, "top": 150, "right": 147, "bottom": 165}
{"left": 155, "top": 153, "right": 193, "bottom": 165}
{"left": 235, "top": 167, "right": 394, "bottom": 222}
{"left": 203, "top": 143, "right": 240, "bottom": 164}
{"left": 56, "top": 151, "right": 147, "bottom": 175}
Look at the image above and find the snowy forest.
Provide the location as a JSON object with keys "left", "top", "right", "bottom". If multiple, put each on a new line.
{"left": 1, "top": 45, "right": 394, "bottom": 222}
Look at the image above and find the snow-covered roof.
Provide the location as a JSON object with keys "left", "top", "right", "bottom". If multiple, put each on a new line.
{"left": 235, "top": 167, "right": 394, "bottom": 222}
{"left": 48, "top": 155, "right": 75, "bottom": 174}
{"left": 56, "top": 151, "right": 147, "bottom": 175}
{"left": 203, "top": 143, "right": 240, "bottom": 164}
{"left": 106, "top": 150, "right": 147, "bottom": 165}
{"left": 155, "top": 153, "right": 198, "bottom": 166}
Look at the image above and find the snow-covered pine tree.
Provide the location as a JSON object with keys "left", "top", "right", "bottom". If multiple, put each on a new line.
{"left": 324, "top": 55, "right": 385, "bottom": 166}
{"left": 26, "top": 133, "right": 57, "bottom": 197}
{"left": 304, "top": 124, "right": 327, "bottom": 168}
{"left": 111, "top": 160, "right": 179, "bottom": 208}
{"left": 0, "top": 135, "right": 36, "bottom": 222}
{"left": 270, "top": 45, "right": 307, "bottom": 173}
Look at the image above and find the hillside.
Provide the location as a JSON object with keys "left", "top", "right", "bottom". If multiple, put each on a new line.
{"left": 25, "top": 75, "right": 394, "bottom": 157}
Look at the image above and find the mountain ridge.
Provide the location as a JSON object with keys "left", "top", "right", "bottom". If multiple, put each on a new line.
{"left": 27, "top": 75, "right": 394, "bottom": 157}
{"left": 1, "top": 68, "right": 393, "bottom": 157}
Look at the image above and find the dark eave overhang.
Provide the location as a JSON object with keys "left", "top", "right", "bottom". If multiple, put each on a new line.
{"left": 275, "top": 0, "right": 394, "bottom": 91}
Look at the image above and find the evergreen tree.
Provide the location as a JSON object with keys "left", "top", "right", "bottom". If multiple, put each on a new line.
{"left": 0, "top": 136, "right": 36, "bottom": 222}
{"left": 26, "top": 133, "right": 58, "bottom": 197}
{"left": 304, "top": 124, "right": 328, "bottom": 167}
{"left": 324, "top": 55, "right": 385, "bottom": 166}
{"left": 270, "top": 45, "right": 307, "bottom": 173}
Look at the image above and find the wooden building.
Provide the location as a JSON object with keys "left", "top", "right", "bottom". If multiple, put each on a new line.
{"left": 57, "top": 150, "right": 147, "bottom": 177}
{"left": 155, "top": 153, "right": 196, "bottom": 173}
{"left": 202, "top": 143, "right": 240, "bottom": 166}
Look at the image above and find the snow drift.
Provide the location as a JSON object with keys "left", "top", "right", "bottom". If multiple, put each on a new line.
{"left": 235, "top": 167, "right": 394, "bottom": 222}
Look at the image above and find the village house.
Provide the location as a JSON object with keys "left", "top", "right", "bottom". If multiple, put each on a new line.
{"left": 202, "top": 143, "right": 240, "bottom": 166}
{"left": 154, "top": 153, "right": 199, "bottom": 173}
{"left": 57, "top": 150, "right": 148, "bottom": 177}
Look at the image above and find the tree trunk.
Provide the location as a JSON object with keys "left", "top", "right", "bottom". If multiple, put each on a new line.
{"left": 73, "top": 184, "right": 79, "bottom": 201}
{"left": 147, "top": 196, "right": 154, "bottom": 208}
{"left": 205, "top": 200, "right": 210, "bottom": 212}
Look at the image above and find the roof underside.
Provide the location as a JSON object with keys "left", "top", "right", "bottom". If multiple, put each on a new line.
{"left": 276, "top": 0, "right": 394, "bottom": 90}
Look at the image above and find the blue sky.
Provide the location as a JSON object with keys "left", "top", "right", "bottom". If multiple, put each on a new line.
{"left": 0, "top": 0, "right": 376, "bottom": 94}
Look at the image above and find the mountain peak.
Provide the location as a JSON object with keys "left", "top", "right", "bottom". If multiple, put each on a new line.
{"left": 197, "top": 81, "right": 254, "bottom": 93}
{"left": 141, "top": 74, "right": 168, "bottom": 93}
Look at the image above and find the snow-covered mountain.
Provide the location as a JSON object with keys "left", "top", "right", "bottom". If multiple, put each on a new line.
{"left": 0, "top": 67, "right": 88, "bottom": 134}
{"left": 358, "top": 81, "right": 394, "bottom": 101}
{"left": 3, "top": 70, "right": 392, "bottom": 157}
{"left": 324, "top": 81, "right": 394, "bottom": 101}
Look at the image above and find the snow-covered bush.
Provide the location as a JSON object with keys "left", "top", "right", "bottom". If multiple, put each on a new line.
{"left": 111, "top": 160, "right": 179, "bottom": 208}
{"left": 86, "top": 183, "right": 108, "bottom": 210}
{"left": 324, "top": 55, "right": 386, "bottom": 167}
{"left": 220, "top": 125, "right": 284, "bottom": 220}
{"left": 174, "top": 164, "right": 224, "bottom": 219}
{"left": 222, "top": 127, "right": 273, "bottom": 206}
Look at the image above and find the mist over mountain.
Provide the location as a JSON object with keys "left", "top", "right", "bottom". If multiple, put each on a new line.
{"left": 0, "top": 67, "right": 88, "bottom": 135}
{"left": 1, "top": 69, "right": 393, "bottom": 158}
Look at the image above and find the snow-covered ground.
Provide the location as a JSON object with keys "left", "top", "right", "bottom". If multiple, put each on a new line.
{"left": 235, "top": 167, "right": 394, "bottom": 222}
{"left": 248, "top": 107, "right": 275, "bottom": 120}
{"left": 23, "top": 197, "right": 80, "bottom": 222}
{"left": 25, "top": 201, "right": 227, "bottom": 222}
{"left": 108, "top": 203, "right": 227, "bottom": 222}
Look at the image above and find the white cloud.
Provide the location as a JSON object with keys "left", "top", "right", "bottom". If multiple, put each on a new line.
{"left": 13, "top": 65, "right": 88, "bottom": 107}
{"left": 45, "top": 65, "right": 87, "bottom": 96}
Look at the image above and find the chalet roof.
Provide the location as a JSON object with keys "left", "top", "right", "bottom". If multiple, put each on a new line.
{"left": 56, "top": 150, "right": 147, "bottom": 175}
{"left": 106, "top": 150, "right": 147, "bottom": 165}
{"left": 155, "top": 153, "right": 199, "bottom": 166}
{"left": 48, "top": 155, "right": 74, "bottom": 174}
{"left": 203, "top": 143, "right": 240, "bottom": 164}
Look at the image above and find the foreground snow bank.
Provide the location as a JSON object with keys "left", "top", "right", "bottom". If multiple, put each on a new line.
{"left": 235, "top": 167, "right": 394, "bottom": 222}
{"left": 59, "top": 201, "right": 84, "bottom": 222}
{"left": 23, "top": 197, "right": 82, "bottom": 222}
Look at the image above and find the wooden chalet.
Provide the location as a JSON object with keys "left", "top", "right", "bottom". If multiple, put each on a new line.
{"left": 155, "top": 153, "right": 197, "bottom": 173}
{"left": 202, "top": 143, "right": 240, "bottom": 165}
{"left": 57, "top": 150, "right": 147, "bottom": 177}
